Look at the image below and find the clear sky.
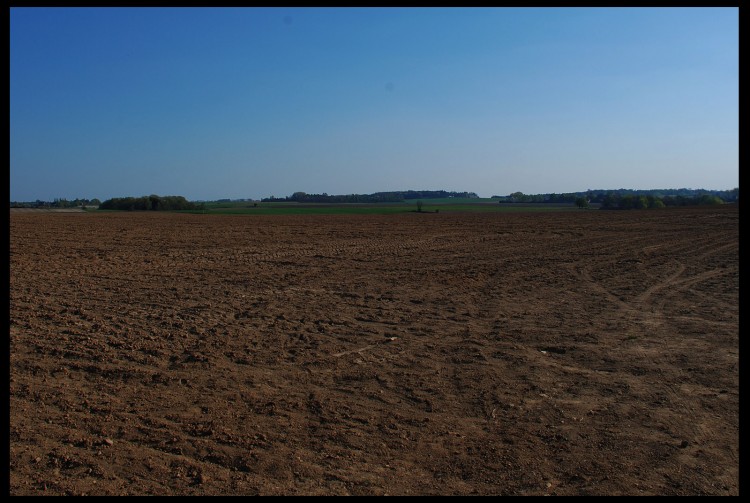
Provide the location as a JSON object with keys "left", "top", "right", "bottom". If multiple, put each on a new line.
{"left": 10, "top": 7, "right": 739, "bottom": 201}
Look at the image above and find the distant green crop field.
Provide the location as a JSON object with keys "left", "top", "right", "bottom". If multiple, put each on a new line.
{"left": 405, "top": 197, "right": 498, "bottom": 204}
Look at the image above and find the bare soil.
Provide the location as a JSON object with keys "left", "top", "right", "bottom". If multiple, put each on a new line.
{"left": 9, "top": 206, "right": 739, "bottom": 495}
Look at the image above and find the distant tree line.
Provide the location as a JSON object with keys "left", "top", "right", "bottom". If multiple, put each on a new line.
{"left": 262, "top": 190, "right": 479, "bottom": 203}
{"left": 493, "top": 188, "right": 738, "bottom": 209}
{"left": 599, "top": 193, "right": 729, "bottom": 209}
{"left": 98, "top": 195, "right": 203, "bottom": 211}
{"left": 10, "top": 197, "right": 101, "bottom": 209}
{"left": 11, "top": 187, "right": 737, "bottom": 211}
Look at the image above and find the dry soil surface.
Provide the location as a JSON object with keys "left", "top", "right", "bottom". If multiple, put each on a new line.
{"left": 9, "top": 206, "right": 739, "bottom": 495}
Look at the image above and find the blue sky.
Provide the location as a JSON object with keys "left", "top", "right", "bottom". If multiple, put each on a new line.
{"left": 10, "top": 7, "right": 738, "bottom": 201}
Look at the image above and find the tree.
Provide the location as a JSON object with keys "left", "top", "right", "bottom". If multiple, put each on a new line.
{"left": 574, "top": 197, "right": 589, "bottom": 209}
{"left": 618, "top": 194, "right": 635, "bottom": 209}
{"left": 648, "top": 197, "right": 665, "bottom": 209}
{"left": 634, "top": 196, "right": 649, "bottom": 209}
{"left": 698, "top": 194, "right": 723, "bottom": 205}
{"left": 149, "top": 194, "right": 161, "bottom": 211}
{"left": 601, "top": 192, "right": 618, "bottom": 209}
{"left": 510, "top": 191, "right": 525, "bottom": 202}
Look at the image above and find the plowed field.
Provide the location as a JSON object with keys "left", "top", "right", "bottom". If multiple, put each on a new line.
{"left": 9, "top": 206, "right": 739, "bottom": 495}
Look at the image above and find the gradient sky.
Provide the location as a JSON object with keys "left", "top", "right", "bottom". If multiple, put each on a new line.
{"left": 10, "top": 7, "right": 739, "bottom": 201}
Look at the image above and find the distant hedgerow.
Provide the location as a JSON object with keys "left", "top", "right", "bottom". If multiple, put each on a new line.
{"left": 99, "top": 195, "right": 198, "bottom": 211}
